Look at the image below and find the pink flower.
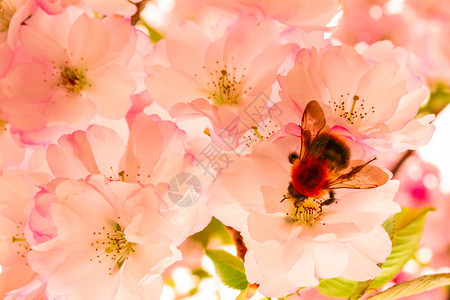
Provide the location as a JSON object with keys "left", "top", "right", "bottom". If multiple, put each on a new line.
{"left": 199, "top": 0, "right": 341, "bottom": 29}
{"left": 4, "top": 278, "right": 48, "bottom": 300}
{"left": 277, "top": 41, "right": 435, "bottom": 154}
{"left": 145, "top": 16, "right": 292, "bottom": 149}
{"left": 0, "top": 169, "right": 50, "bottom": 299}
{"left": 27, "top": 175, "right": 182, "bottom": 299}
{"left": 34, "top": 0, "right": 78, "bottom": 15}
{"left": 209, "top": 136, "right": 400, "bottom": 297}
{"left": 141, "top": 0, "right": 235, "bottom": 36}
{"left": 1, "top": 8, "right": 137, "bottom": 142}
{"left": 406, "top": 0, "right": 450, "bottom": 22}
{"left": 0, "top": 122, "right": 25, "bottom": 167}
{"left": 332, "top": 0, "right": 450, "bottom": 84}
{"left": 36, "top": 0, "right": 141, "bottom": 16}
{"left": 0, "top": 0, "right": 36, "bottom": 47}
{"left": 47, "top": 113, "right": 187, "bottom": 186}
{"left": 46, "top": 112, "right": 212, "bottom": 238}
{"left": 332, "top": 0, "right": 408, "bottom": 46}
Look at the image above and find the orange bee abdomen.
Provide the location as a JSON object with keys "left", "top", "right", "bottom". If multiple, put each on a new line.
{"left": 290, "top": 157, "right": 329, "bottom": 198}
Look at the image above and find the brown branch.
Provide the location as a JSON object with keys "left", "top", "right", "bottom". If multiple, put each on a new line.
{"left": 131, "top": 0, "right": 151, "bottom": 25}
{"left": 391, "top": 149, "right": 414, "bottom": 177}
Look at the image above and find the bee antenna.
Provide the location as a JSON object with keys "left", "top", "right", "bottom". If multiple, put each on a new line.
{"left": 366, "top": 156, "right": 377, "bottom": 164}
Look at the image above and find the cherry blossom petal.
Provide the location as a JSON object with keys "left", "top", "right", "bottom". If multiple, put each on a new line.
{"left": 87, "top": 65, "right": 134, "bottom": 119}
{"left": 68, "top": 14, "right": 110, "bottom": 66}
{"left": 323, "top": 181, "right": 401, "bottom": 232}
{"left": 340, "top": 226, "right": 392, "bottom": 281}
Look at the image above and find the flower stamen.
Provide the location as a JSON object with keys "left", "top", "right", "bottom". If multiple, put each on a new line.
{"left": 60, "top": 66, "right": 88, "bottom": 93}
{"left": 0, "top": 0, "right": 16, "bottom": 33}
{"left": 329, "top": 94, "right": 375, "bottom": 125}
{"left": 296, "top": 198, "right": 322, "bottom": 225}
{"left": 11, "top": 222, "right": 30, "bottom": 262}
{"left": 194, "top": 58, "right": 253, "bottom": 106}
{"left": 90, "top": 221, "right": 136, "bottom": 275}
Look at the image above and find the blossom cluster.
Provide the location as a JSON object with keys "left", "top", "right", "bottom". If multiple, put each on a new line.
{"left": 0, "top": 0, "right": 447, "bottom": 299}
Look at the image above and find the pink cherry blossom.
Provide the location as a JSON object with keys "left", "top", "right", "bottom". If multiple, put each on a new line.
{"left": 1, "top": 8, "right": 137, "bottom": 143}
{"left": 3, "top": 277, "right": 48, "bottom": 300}
{"left": 0, "top": 43, "right": 13, "bottom": 75}
{"left": 47, "top": 113, "right": 187, "bottom": 186}
{"left": 0, "top": 0, "right": 36, "bottom": 47}
{"left": 332, "top": 0, "right": 408, "bottom": 46}
{"left": 145, "top": 16, "right": 292, "bottom": 149}
{"left": 0, "top": 169, "right": 50, "bottom": 299}
{"left": 0, "top": 0, "right": 36, "bottom": 88}
{"left": 141, "top": 0, "right": 235, "bottom": 36}
{"left": 332, "top": 0, "right": 450, "bottom": 84}
{"left": 34, "top": 0, "right": 78, "bottom": 15}
{"left": 36, "top": 0, "right": 142, "bottom": 16}
{"left": 0, "top": 122, "right": 25, "bottom": 167}
{"left": 199, "top": 0, "right": 341, "bottom": 29}
{"left": 277, "top": 41, "right": 435, "bottom": 155}
{"left": 406, "top": 0, "right": 450, "bottom": 22}
{"left": 27, "top": 175, "right": 182, "bottom": 299}
{"left": 209, "top": 136, "right": 400, "bottom": 297}
{"left": 45, "top": 112, "right": 212, "bottom": 239}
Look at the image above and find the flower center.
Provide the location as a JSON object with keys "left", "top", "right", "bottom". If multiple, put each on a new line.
{"left": 295, "top": 197, "right": 322, "bottom": 225}
{"left": 59, "top": 66, "right": 88, "bottom": 93}
{"left": 196, "top": 59, "right": 252, "bottom": 106}
{"left": 90, "top": 221, "right": 136, "bottom": 275}
{"left": 0, "top": 0, "right": 16, "bottom": 33}
{"left": 107, "top": 166, "right": 151, "bottom": 184}
{"left": 210, "top": 68, "right": 242, "bottom": 105}
{"left": 329, "top": 94, "right": 375, "bottom": 125}
{"left": 11, "top": 221, "right": 30, "bottom": 263}
{"left": 0, "top": 119, "right": 8, "bottom": 132}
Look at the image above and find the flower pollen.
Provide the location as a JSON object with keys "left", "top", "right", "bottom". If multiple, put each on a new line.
{"left": 296, "top": 197, "right": 322, "bottom": 225}
{"left": 90, "top": 220, "right": 136, "bottom": 275}
{"left": 329, "top": 94, "right": 375, "bottom": 125}
{"left": 59, "top": 66, "right": 88, "bottom": 94}
{"left": 0, "top": 0, "right": 16, "bottom": 33}
{"left": 11, "top": 221, "right": 30, "bottom": 263}
{"left": 108, "top": 166, "right": 151, "bottom": 184}
{"left": 196, "top": 59, "right": 252, "bottom": 106}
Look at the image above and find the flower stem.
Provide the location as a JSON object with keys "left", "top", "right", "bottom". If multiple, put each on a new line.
{"left": 391, "top": 149, "right": 414, "bottom": 177}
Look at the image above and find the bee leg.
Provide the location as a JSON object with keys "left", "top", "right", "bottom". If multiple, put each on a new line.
{"left": 294, "top": 203, "right": 300, "bottom": 220}
{"left": 321, "top": 190, "right": 336, "bottom": 206}
{"left": 288, "top": 152, "right": 299, "bottom": 164}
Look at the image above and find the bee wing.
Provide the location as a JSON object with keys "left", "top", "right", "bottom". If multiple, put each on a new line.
{"left": 327, "top": 160, "right": 390, "bottom": 189}
{"left": 300, "top": 101, "right": 326, "bottom": 160}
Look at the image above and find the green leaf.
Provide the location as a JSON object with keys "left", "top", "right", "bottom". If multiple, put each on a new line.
{"left": 348, "top": 280, "right": 374, "bottom": 300}
{"left": 190, "top": 217, "right": 233, "bottom": 247}
{"left": 192, "top": 268, "right": 210, "bottom": 279}
{"left": 418, "top": 82, "right": 450, "bottom": 116}
{"left": 382, "top": 214, "right": 396, "bottom": 237}
{"left": 368, "top": 273, "right": 450, "bottom": 300}
{"left": 205, "top": 249, "right": 249, "bottom": 290}
{"left": 371, "top": 207, "right": 435, "bottom": 288}
{"left": 317, "top": 277, "right": 357, "bottom": 298}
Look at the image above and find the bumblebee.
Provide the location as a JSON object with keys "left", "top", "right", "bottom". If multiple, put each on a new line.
{"left": 284, "top": 101, "right": 389, "bottom": 224}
